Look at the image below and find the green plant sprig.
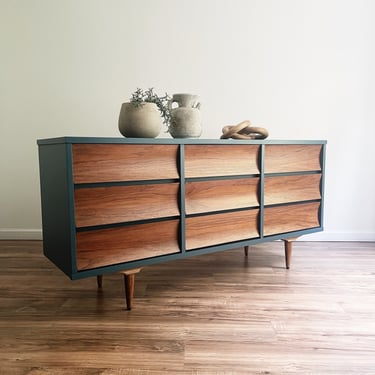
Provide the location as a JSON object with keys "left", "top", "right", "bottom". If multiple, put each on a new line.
{"left": 130, "top": 88, "right": 171, "bottom": 126}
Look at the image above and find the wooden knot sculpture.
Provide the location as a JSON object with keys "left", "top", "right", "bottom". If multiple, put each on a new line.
{"left": 221, "top": 120, "right": 269, "bottom": 140}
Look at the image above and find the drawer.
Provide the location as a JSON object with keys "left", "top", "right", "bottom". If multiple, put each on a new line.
{"left": 263, "top": 202, "right": 320, "bottom": 236}
{"left": 76, "top": 219, "right": 180, "bottom": 270}
{"left": 186, "top": 209, "right": 259, "bottom": 250}
{"left": 74, "top": 183, "right": 179, "bottom": 228}
{"left": 185, "top": 178, "right": 259, "bottom": 215}
{"left": 264, "top": 174, "right": 321, "bottom": 205}
{"left": 184, "top": 145, "right": 260, "bottom": 177}
{"left": 72, "top": 144, "right": 179, "bottom": 183}
{"left": 264, "top": 145, "right": 322, "bottom": 173}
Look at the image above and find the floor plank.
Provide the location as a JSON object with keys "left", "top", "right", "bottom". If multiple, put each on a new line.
{"left": 0, "top": 240, "right": 375, "bottom": 374}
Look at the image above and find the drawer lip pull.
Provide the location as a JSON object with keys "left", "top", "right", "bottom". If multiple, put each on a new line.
{"left": 76, "top": 219, "right": 180, "bottom": 271}
{"left": 74, "top": 183, "right": 180, "bottom": 228}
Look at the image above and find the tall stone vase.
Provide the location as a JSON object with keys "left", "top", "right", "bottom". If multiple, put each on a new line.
{"left": 168, "top": 94, "right": 202, "bottom": 138}
{"left": 118, "top": 102, "right": 162, "bottom": 138}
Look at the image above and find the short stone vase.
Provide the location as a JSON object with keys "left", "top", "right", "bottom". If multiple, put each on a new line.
{"left": 118, "top": 102, "right": 162, "bottom": 138}
{"left": 168, "top": 94, "right": 202, "bottom": 138}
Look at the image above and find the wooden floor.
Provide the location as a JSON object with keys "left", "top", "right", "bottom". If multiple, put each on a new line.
{"left": 1, "top": 241, "right": 375, "bottom": 374}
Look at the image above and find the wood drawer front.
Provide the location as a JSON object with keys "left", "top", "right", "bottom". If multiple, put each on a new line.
{"left": 185, "top": 178, "right": 259, "bottom": 215}
{"left": 265, "top": 145, "right": 322, "bottom": 173}
{"left": 264, "top": 174, "right": 321, "bottom": 205}
{"left": 74, "top": 183, "right": 179, "bottom": 228}
{"left": 263, "top": 202, "right": 320, "bottom": 236}
{"left": 186, "top": 210, "right": 259, "bottom": 250}
{"left": 76, "top": 219, "right": 180, "bottom": 270}
{"left": 72, "top": 144, "right": 179, "bottom": 183}
{"left": 184, "top": 145, "right": 260, "bottom": 178}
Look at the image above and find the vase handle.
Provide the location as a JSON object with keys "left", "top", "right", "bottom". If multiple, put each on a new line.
{"left": 168, "top": 98, "right": 179, "bottom": 111}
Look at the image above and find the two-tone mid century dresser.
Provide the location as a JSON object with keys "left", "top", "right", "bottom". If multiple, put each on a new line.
{"left": 37, "top": 137, "right": 326, "bottom": 309}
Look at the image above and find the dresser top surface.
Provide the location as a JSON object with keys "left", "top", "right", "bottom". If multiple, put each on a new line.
{"left": 37, "top": 137, "right": 327, "bottom": 146}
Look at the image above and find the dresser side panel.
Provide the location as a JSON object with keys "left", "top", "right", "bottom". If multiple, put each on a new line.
{"left": 38, "top": 144, "right": 75, "bottom": 277}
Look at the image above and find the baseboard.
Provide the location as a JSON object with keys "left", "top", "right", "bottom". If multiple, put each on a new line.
{"left": 300, "top": 232, "right": 375, "bottom": 242}
{"left": 0, "top": 229, "right": 43, "bottom": 240}
{"left": 0, "top": 228, "right": 374, "bottom": 242}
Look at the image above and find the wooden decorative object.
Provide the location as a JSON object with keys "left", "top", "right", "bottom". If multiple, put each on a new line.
{"left": 221, "top": 120, "right": 269, "bottom": 140}
{"left": 37, "top": 137, "right": 326, "bottom": 310}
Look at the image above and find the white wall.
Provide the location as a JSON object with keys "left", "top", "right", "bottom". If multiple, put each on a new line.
{"left": 1, "top": 0, "right": 374, "bottom": 241}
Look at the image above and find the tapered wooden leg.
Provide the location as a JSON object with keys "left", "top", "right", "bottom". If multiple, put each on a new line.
{"left": 244, "top": 246, "right": 249, "bottom": 256}
{"left": 120, "top": 268, "right": 141, "bottom": 310}
{"left": 282, "top": 237, "right": 298, "bottom": 269}
{"left": 97, "top": 275, "right": 103, "bottom": 288}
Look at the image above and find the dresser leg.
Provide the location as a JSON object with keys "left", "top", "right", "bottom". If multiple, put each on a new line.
{"left": 244, "top": 246, "right": 249, "bottom": 256}
{"left": 120, "top": 268, "right": 142, "bottom": 310}
{"left": 282, "top": 238, "right": 298, "bottom": 269}
{"left": 96, "top": 275, "right": 103, "bottom": 288}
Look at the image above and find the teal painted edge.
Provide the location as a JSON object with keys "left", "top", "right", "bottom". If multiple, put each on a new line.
{"left": 66, "top": 143, "right": 78, "bottom": 275}
{"left": 319, "top": 143, "right": 327, "bottom": 229}
{"left": 37, "top": 137, "right": 327, "bottom": 146}
{"left": 259, "top": 144, "right": 265, "bottom": 238}
{"left": 179, "top": 144, "right": 186, "bottom": 255}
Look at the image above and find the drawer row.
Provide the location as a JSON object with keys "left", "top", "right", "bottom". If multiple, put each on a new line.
{"left": 74, "top": 174, "right": 322, "bottom": 228}
{"left": 72, "top": 144, "right": 323, "bottom": 183}
{"left": 75, "top": 201, "right": 321, "bottom": 271}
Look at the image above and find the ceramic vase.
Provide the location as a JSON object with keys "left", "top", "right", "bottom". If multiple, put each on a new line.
{"left": 118, "top": 102, "right": 161, "bottom": 138}
{"left": 168, "top": 94, "right": 202, "bottom": 138}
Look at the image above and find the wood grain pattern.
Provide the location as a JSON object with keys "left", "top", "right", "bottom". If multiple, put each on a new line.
{"left": 2, "top": 240, "right": 375, "bottom": 374}
{"left": 264, "top": 202, "right": 320, "bottom": 236}
{"left": 74, "top": 183, "right": 179, "bottom": 227}
{"left": 186, "top": 209, "right": 259, "bottom": 250}
{"left": 76, "top": 219, "right": 180, "bottom": 270}
{"left": 72, "top": 144, "right": 179, "bottom": 183}
{"left": 185, "top": 178, "right": 259, "bottom": 215}
{"left": 265, "top": 144, "right": 322, "bottom": 173}
{"left": 184, "top": 145, "right": 260, "bottom": 177}
{"left": 264, "top": 174, "right": 321, "bottom": 205}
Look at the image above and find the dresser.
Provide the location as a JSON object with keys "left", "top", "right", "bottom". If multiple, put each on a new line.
{"left": 37, "top": 137, "right": 326, "bottom": 309}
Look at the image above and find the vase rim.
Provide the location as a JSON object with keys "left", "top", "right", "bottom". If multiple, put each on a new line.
{"left": 172, "top": 93, "right": 199, "bottom": 97}
{"left": 122, "top": 101, "right": 158, "bottom": 107}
